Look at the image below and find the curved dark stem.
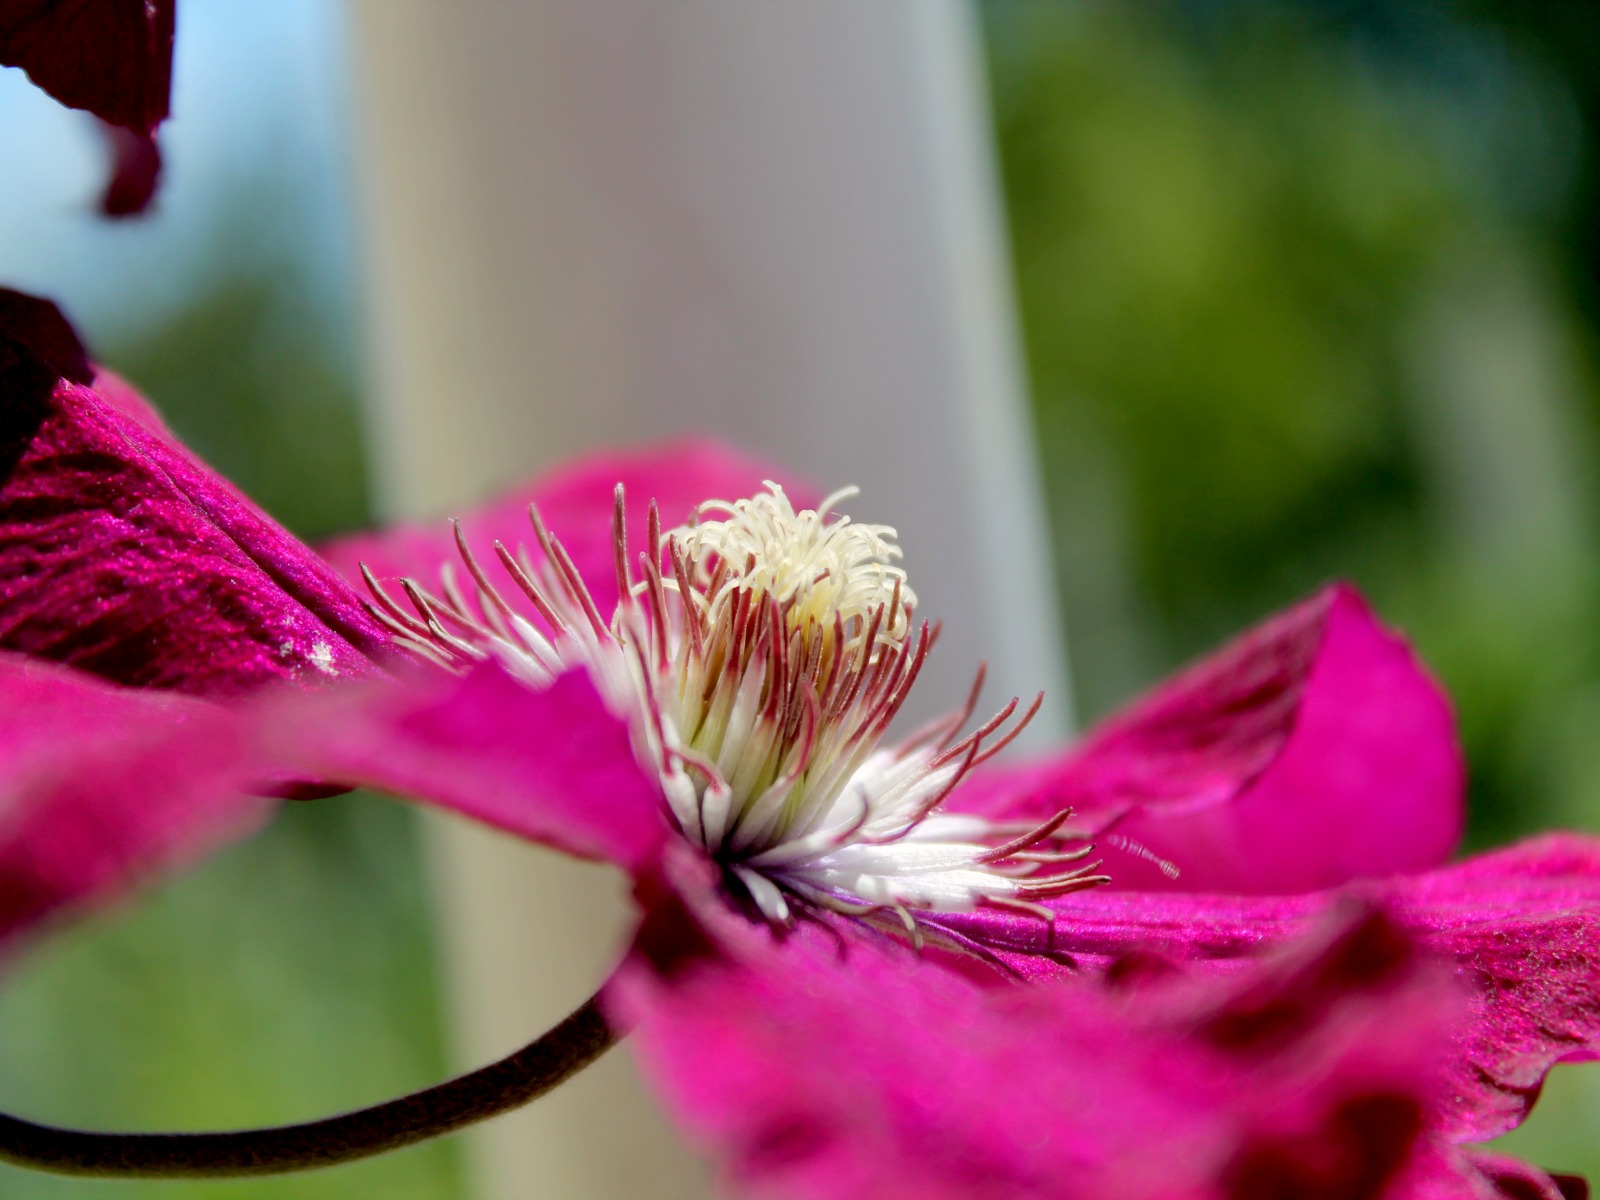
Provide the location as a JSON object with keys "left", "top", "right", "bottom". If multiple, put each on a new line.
{"left": 0, "top": 994, "right": 616, "bottom": 1178}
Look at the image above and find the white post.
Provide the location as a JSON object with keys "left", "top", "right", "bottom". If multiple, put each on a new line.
{"left": 348, "top": 3, "right": 1067, "bottom": 1196}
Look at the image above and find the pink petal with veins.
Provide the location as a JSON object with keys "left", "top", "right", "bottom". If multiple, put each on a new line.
{"left": 958, "top": 586, "right": 1464, "bottom": 893}
{"left": 272, "top": 660, "right": 666, "bottom": 872}
{"left": 0, "top": 303, "right": 389, "bottom": 695}
{"left": 935, "top": 834, "right": 1600, "bottom": 1146}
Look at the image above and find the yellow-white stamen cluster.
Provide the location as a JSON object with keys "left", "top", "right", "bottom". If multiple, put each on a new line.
{"left": 368, "top": 483, "right": 1104, "bottom": 938}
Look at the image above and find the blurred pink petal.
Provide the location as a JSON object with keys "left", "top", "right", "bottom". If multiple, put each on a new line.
{"left": 1427, "top": 1150, "right": 1591, "bottom": 1200}
{"left": 0, "top": 651, "right": 267, "bottom": 952}
{"left": 958, "top": 585, "right": 1464, "bottom": 892}
{"left": 321, "top": 438, "right": 810, "bottom": 619}
{"left": 274, "top": 661, "right": 666, "bottom": 872}
{"left": 96, "top": 120, "right": 162, "bottom": 217}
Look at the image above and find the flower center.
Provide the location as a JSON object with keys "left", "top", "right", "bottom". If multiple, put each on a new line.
{"left": 365, "top": 482, "right": 1106, "bottom": 947}
{"left": 646, "top": 485, "right": 924, "bottom": 858}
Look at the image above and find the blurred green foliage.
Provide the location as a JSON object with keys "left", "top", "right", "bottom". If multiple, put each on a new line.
{"left": 109, "top": 271, "right": 372, "bottom": 544}
{"left": 0, "top": 797, "right": 459, "bottom": 1200}
{"left": 985, "top": 0, "right": 1600, "bottom": 842}
{"left": 0, "top": 262, "right": 463, "bottom": 1199}
{"left": 984, "top": 0, "right": 1600, "bottom": 1178}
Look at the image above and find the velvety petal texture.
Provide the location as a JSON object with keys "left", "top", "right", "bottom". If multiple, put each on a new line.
{"left": 958, "top": 585, "right": 1464, "bottom": 893}
{"left": 272, "top": 661, "right": 667, "bottom": 872}
{"left": 0, "top": 318, "right": 389, "bottom": 696}
{"left": 1432, "top": 1150, "right": 1590, "bottom": 1200}
{"left": 616, "top": 896, "right": 1460, "bottom": 1200}
{"left": 0, "top": 0, "right": 173, "bottom": 216}
{"left": 321, "top": 439, "right": 812, "bottom": 619}
{"left": 0, "top": 651, "right": 267, "bottom": 953}
{"left": 934, "top": 834, "right": 1600, "bottom": 1146}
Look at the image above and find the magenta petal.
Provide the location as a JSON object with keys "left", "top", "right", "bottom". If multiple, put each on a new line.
{"left": 97, "top": 121, "right": 162, "bottom": 218}
{"left": 321, "top": 439, "right": 814, "bottom": 618}
{"left": 0, "top": 288, "right": 93, "bottom": 385}
{"left": 1381, "top": 836, "right": 1600, "bottom": 1144}
{"left": 615, "top": 903, "right": 1456, "bottom": 1200}
{"left": 0, "top": 326, "right": 389, "bottom": 695}
{"left": 0, "top": 0, "right": 173, "bottom": 132}
{"left": 1434, "top": 1150, "right": 1591, "bottom": 1200}
{"left": 0, "top": 0, "right": 174, "bottom": 216}
{"left": 0, "top": 652, "right": 268, "bottom": 954}
{"left": 958, "top": 585, "right": 1464, "bottom": 893}
{"left": 85, "top": 365, "right": 180, "bottom": 436}
{"left": 272, "top": 660, "right": 666, "bottom": 872}
{"left": 939, "top": 833, "right": 1600, "bottom": 1146}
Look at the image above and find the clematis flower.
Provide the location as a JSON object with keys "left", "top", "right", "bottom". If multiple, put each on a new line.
{"left": 1, "top": 285, "right": 1598, "bottom": 1196}
{"left": 0, "top": 0, "right": 175, "bottom": 216}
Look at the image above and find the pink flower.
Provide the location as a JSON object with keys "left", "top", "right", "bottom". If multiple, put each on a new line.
{"left": 2, "top": 288, "right": 1597, "bottom": 1197}
{"left": 0, "top": 0, "right": 174, "bottom": 216}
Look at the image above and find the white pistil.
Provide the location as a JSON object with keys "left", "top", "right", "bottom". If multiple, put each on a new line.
{"left": 369, "top": 482, "right": 1107, "bottom": 947}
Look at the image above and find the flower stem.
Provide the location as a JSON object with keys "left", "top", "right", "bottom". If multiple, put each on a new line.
{"left": 0, "top": 994, "right": 615, "bottom": 1178}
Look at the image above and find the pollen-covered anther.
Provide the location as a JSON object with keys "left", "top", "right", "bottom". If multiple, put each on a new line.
{"left": 364, "top": 480, "right": 1108, "bottom": 952}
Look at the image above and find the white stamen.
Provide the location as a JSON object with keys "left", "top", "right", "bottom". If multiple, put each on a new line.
{"left": 368, "top": 482, "right": 1107, "bottom": 943}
